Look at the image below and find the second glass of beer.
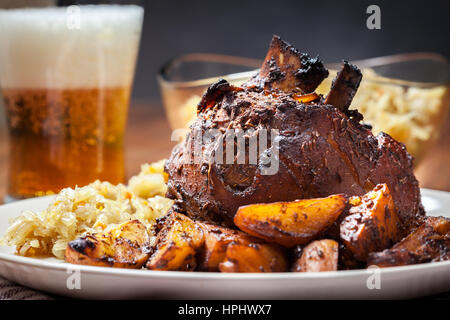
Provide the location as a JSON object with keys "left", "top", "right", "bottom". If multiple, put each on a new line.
{"left": 0, "top": 5, "right": 144, "bottom": 200}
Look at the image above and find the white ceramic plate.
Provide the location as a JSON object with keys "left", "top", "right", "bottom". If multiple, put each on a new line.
{"left": 0, "top": 189, "right": 449, "bottom": 300}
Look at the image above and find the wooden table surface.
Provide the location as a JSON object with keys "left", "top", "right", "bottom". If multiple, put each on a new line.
{"left": 0, "top": 100, "right": 449, "bottom": 201}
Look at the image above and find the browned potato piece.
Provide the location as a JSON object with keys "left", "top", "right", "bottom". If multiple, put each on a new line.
{"left": 292, "top": 239, "right": 339, "bottom": 272}
{"left": 146, "top": 213, "right": 204, "bottom": 271}
{"left": 219, "top": 242, "right": 288, "bottom": 273}
{"left": 65, "top": 219, "right": 151, "bottom": 269}
{"left": 234, "top": 194, "right": 347, "bottom": 247}
{"left": 197, "top": 223, "right": 257, "bottom": 271}
{"left": 367, "top": 216, "right": 450, "bottom": 267}
{"left": 146, "top": 213, "right": 284, "bottom": 272}
{"left": 340, "top": 184, "right": 402, "bottom": 261}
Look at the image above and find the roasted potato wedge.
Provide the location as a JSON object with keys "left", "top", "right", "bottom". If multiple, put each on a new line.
{"left": 219, "top": 242, "right": 288, "bottom": 273}
{"left": 197, "top": 223, "right": 257, "bottom": 271}
{"left": 234, "top": 194, "right": 347, "bottom": 247}
{"left": 65, "top": 219, "right": 151, "bottom": 269}
{"left": 292, "top": 239, "right": 339, "bottom": 272}
{"left": 147, "top": 213, "right": 287, "bottom": 272}
{"left": 340, "top": 184, "right": 402, "bottom": 261}
{"left": 367, "top": 216, "right": 450, "bottom": 267}
{"left": 146, "top": 212, "right": 204, "bottom": 271}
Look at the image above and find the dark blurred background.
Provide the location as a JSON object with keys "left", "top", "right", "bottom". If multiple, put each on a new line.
{"left": 55, "top": 0, "right": 450, "bottom": 101}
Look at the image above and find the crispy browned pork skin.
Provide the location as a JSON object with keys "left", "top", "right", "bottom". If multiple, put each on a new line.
{"left": 165, "top": 35, "right": 423, "bottom": 232}
{"left": 324, "top": 61, "right": 362, "bottom": 113}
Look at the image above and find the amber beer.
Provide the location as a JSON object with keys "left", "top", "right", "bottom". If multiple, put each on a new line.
{"left": 0, "top": 6, "right": 143, "bottom": 199}
{"left": 4, "top": 87, "right": 129, "bottom": 198}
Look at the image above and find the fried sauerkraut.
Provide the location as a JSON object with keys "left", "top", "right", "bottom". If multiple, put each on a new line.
{"left": 1, "top": 160, "right": 173, "bottom": 259}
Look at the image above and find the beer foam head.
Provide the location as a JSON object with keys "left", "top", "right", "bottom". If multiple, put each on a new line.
{"left": 0, "top": 5, "right": 143, "bottom": 89}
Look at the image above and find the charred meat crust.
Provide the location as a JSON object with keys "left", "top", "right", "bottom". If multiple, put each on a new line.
{"left": 249, "top": 35, "right": 329, "bottom": 93}
{"left": 295, "top": 53, "right": 330, "bottom": 94}
{"left": 324, "top": 61, "right": 362, "bottom": 113}
{"left": 367, "top": 216, "right": 450, "bottom": 267}
{"left": 197, "top": 79, "right": 240, "bottom": 113}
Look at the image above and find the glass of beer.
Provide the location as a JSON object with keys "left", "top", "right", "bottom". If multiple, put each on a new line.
{"left": 0, "top": 5, "right": 144, "bottom": 200}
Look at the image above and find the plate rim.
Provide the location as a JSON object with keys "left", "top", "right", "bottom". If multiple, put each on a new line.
{"left": 0, "top": 188, "right": 449, "bottom": 281}
{"left": 1, "top": 249, "right": 450, "bottom": 280}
